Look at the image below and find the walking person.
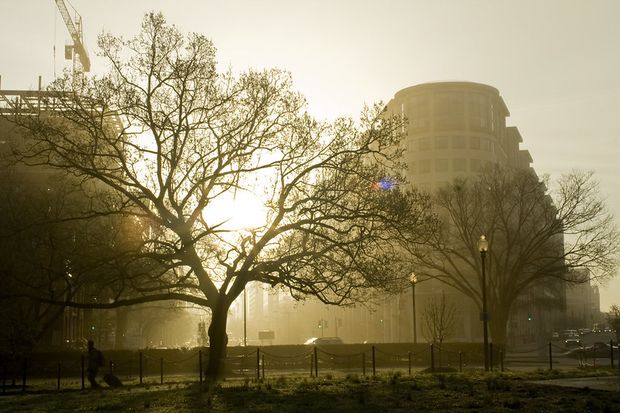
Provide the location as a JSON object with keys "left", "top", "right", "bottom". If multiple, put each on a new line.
{"left": 86, "top": 340, "right": 104, "bottom": 388}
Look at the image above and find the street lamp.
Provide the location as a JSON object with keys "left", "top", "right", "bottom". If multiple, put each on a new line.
{"left": 410, "top": 273, "right": 418, "bottom": 344}
{"left": 243, "top": 286, "right": 247, "bottom": 346}
{"left": 478, "top": 235, "right": 489, "bottom": 372}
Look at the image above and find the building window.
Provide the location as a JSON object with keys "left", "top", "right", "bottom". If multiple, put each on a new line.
{"left": 420, "top": 160, "right": 431, "bottom": 174}
{"left": 435, "top": 136, "right": 449, "bottom": 150}
{"left": 452, "top": 136, "right": 466, "bottom": 149}
{"left": 410, "top": 96, "right": 429, "bottom": 130}
{"left": 417, "top": 182, "right": 431, "bottom": 193}
{"left": 435, "top": 159, "right": 449, "bottom": 172}
{"left": 470, "top": 136, "right": 480, "bottom": 150}
{"left": 453, "top": 158, "right": 467, "bottom": 172}
{"left": 470, "top": 159, "right": 481, "bottom": 172}
{"left": 420, "top": 138, "right": 432, "bottom": 151}
{"left": 481, "top": 138, "right": 491, "bottom": 151}
{"left": 468, "top": 94, "right": 489, "bottom": 131}
{"left": 409, "top": 161, "right": 417, "bottom": 174}
{"left": 435, "top": 93, "right": 465, "bottom": 131}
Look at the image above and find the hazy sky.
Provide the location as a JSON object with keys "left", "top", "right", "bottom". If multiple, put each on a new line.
{"left": 1, "top": 0, "right": 619, "bottom": 309}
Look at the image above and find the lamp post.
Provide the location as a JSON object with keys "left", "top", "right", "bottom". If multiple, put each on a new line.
{"left": 243, "top": 286, "right": 247, "bottom": 346}
{"left": 478, "top": 235, "right": 489, "bottom": 372}
{"left": 410, "top": 273, "right": 418, "bottom": 344}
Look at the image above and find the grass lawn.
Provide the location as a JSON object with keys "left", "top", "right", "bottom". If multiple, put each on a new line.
{"left": 0, "top": 369, "right": 618, "bottom": 412}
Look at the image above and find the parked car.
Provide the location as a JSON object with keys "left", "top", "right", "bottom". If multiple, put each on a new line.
{"left": 561, "top": 329, "right": 579, "bottom": 339}
{"left": 564, "top": 338, "right": 582, "bottom": 349}
{"left": 304, "top": 337, "right": 344, "bottom": 345}
{"left": 565, "top": 342, "right": 619, "bottom": 359}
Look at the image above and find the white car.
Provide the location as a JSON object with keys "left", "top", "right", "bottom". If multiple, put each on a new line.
{"left": 304, "top": 337, "right": 344, "bottom": 345}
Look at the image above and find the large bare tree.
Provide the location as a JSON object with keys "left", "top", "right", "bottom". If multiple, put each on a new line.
{"left": 407, "top": 166, "right": 618, "bottom": 347}
{"left": 7, "top": 13, "right": 435, "bottom": 379}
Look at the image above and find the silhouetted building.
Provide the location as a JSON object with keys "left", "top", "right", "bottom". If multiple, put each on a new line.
{"left": 379, "top": 81, "right": 565, "bottom": 345}
{"left": 565, "top": 272, "right": 601, "bottom": 329}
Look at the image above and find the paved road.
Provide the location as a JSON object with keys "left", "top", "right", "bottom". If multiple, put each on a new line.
{"left": 529, "top": 375, "right": 620, "bottom": 391}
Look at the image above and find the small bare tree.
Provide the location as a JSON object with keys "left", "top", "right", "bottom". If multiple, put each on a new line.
{"left": 421, "top": 291, "right": 456, "bottom": 345}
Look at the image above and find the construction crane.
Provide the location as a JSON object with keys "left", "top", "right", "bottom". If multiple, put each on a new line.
{"left": 54, "top": 0, "right": 90, "bottom": 73}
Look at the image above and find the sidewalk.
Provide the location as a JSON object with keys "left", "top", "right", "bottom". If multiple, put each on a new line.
{"left": 529, "top": 375, "right": 620, "bottom": 391}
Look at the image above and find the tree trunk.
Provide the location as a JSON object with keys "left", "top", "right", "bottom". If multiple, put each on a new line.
{"left": 489, "top": 310, "right": 509, "bottom": 350}
{"left": 205, "top": 296, "right": 230, "bottom": 381}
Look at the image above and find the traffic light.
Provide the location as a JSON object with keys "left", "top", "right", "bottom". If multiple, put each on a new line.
{"left": 527, "top": 314, "right": 533, "bottom": 321}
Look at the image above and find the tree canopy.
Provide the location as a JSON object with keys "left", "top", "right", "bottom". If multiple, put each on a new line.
{"left": 407, "top": 166, "right": 619, "bottom": 345}
{"left": 7, "top": 13, "right": 435, "bottom": 378}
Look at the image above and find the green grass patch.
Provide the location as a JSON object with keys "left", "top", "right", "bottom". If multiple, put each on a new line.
{"left": 0, "top": 370, "right": 618, "bottom": 412}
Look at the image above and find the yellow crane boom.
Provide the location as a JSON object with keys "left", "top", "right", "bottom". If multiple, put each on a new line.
{"left": 54, "top": 0, "right": 90, "bottom": 72}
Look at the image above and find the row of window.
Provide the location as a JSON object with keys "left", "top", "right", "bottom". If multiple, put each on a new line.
{"left": 408, "top": 136, "right": 496, "bottom": 152}
{"left": 409, "top": 158, "right": 495, "bottom": 174}
{"left": 406, "top": 93, "right": 497, "bottom": 132}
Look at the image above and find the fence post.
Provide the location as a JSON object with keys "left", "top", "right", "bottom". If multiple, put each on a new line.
{"left": 310, "top": 353, "right": 314, "bottom": 377}
{"left": 1, "top": 358, "right": 5, "bottom": 394}
{"left": 489, "top": 343, "right": 493, "bottom": 372}
{"left": 314, "top": 346, "right": 318, "bottom": 378}
{"left": 261, "top": 355, "right": 265, "bottom": 380}
{"left": 371, "top": 346, "right": 376, "bottom": 377}
{"left": 610, "top": 340, "right": 614, "bottom": 369}
{"left": 256, "top": 348, "right": 260, "bottom": 381}
{"left": 362, "top": 352, "right": 366, "bottom": 376}
{"left": 408, "top": 351, "right": 411, "bottom": 376}
{"left": 139, "top": 352, "right": 143, "bottom": 385}
{"left": 160, "top": 357, "right": 164, "bottom": 385}
{"left": 199, "top": 350, "right": 203, "bottom": 390}
{"left": 430, "top": 344, "right": 435, "bottom": 373}
{"left": 57, "top": 362, "right": 61, "bottom": 391}
{"left": 548, "top": 342, "right": 553, "bottom": 371}
{"left": 21, "top": 357, "right": 27, "bottom": 393}
{"left": 459, "top": 351, "right": 463, "bottom": 373}
{"left": 81, "top": 355, "right": 85, "bottom": 390}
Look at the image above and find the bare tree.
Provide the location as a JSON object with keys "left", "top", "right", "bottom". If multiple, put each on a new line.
{"left": 7, "top": 13, "right": 435, "bottom": 379}
{"left": 607, "top": 305, "right": 620, "bottom": 343}
{"left": 407, "top": 166, "right": 619, "bottom": 347}
{"left": 421, "top": 291, "right": 455, "bottom": 345}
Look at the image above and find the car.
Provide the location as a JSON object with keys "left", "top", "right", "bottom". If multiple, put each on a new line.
{"left": 304, "top": 337, "right": 344, "bottom": 345}
{"left": 565, "top": 342, "right": 619, "bottom": 359}
{"left": 561, "top": 329, "right": 579, "bottom": 339}
{"left": 564, "top": 338, "right": 582, "bottom": 349}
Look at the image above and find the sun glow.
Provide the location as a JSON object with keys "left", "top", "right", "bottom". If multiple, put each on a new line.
{"left": 202, "top": 189, "right": 270, "bottom": 232}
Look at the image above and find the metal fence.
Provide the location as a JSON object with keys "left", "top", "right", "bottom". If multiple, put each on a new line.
{"left": 1, "top": 340, "right": 618, "bottom": 394}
